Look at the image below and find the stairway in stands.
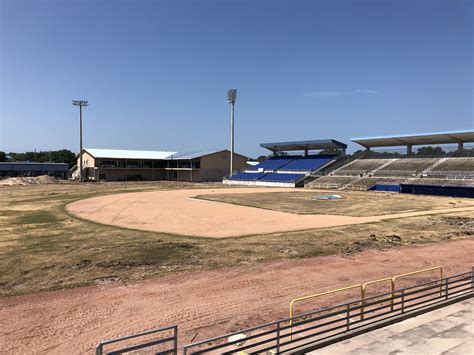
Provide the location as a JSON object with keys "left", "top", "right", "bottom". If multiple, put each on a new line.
{"left": 370, "top": 158, "right": 399, "bottom": 174}
{"left": 340, "top": 159, "right": 398, "bottom": 190}
{"left": 422, "top": 157, "right": 448, "bottom": 175}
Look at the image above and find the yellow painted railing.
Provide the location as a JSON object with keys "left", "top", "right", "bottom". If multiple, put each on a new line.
{"left": 290, "top": 266, "right": 443, "bottom": 337}
{"left": 390, "top": 266, "right": 443, "bottom": 310}
{"left": 360, "top": 277, "right": 393, "bottom": 319}
{"left": 289, "top": 284, "right": 363, "bottom": 340}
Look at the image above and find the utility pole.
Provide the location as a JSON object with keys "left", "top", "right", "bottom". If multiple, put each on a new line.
{"left": 227, "top": 89, "right": 237, "bottom": 176}
{"left": 72, "top": 100, "right": 88, "bottom": 181}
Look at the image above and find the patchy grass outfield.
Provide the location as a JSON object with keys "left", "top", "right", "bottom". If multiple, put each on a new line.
{"left": 196, "top": 191, "right": 474, "bottom": 216}
{"left": 0, "top": 182, "right": 473, "bottom": 296}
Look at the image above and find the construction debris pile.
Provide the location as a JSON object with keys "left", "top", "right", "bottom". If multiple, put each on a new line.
{"left": 0, "top": 175, "right": 59, "bottom": 186}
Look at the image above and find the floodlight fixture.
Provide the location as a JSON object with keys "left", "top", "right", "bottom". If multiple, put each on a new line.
{"left": 72, "top": 100, "right": 89, "bottom": 107}
{"left": 227, "top": 89, "right": 237, "bottom": 104}
{"left": 72, "top": 99, "right": 89, "bottom": 181}
{"left": 227, "top": 89, "right": 237, "bottom": 176}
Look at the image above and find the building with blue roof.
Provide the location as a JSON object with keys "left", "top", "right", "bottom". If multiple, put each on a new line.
{"left": 0, "top": 162, "right": 69, "bottom": 179}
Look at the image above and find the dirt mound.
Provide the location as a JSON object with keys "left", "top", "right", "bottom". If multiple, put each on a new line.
{"left": 0, "top": 175, "right": 59, "bottom": 186}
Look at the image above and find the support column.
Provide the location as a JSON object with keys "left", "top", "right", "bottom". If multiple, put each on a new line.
{"left": 407, "top": 145, "right": 413, "bottom": 155}
{"left": 458, "top": 142, "right": 464, "bottom": 151}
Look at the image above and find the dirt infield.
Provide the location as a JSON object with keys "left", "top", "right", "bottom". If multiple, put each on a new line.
{"left": 67, "top": 188, "right": 474, "bottom": 237}
{"left": 1, "top": 240, "right": 472, "bottom": 354}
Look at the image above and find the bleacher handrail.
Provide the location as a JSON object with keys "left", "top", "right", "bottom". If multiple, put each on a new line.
{"left": 181, "top": 269, "right": 473, "bottom": 354}
{"left": 291, "top": 266, "right": 443, "bottom": 332}
{"left": 289, "top": 284, "right": 363, "bottom": 339}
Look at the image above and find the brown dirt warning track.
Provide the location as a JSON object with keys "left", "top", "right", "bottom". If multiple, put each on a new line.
{"left": 0, "top": 240, "right": 473, "bottom": 354}
{"left": 66, "top": 188, "right": 474, "bottom": 237}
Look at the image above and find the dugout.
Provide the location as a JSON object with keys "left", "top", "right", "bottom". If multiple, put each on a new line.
{"left": 400, "top": 184, "right": 474, "bottom": 198}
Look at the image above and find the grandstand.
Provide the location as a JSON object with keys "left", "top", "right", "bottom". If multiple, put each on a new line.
{"left": 307, "top": 130, "right": 474, "bottom": 192}
{"left": 225, "top": 139, "right": 347, "bottom": 187}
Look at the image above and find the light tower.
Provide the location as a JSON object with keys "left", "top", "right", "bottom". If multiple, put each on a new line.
{"left": 227, "top": 89, "right": 237, "bottom": 176}
{"left": 72, "top": 100, "right": 89, "bottom": 181}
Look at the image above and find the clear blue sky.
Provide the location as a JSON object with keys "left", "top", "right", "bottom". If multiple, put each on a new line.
{"left": 1, "top": 0, "right": 472, "bottom": 157}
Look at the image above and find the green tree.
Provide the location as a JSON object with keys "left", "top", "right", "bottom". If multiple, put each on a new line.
{"left": 0, "top": 151, "right": 5, "bottom": 162}
{"left": 7, "top": 150, "right": 76, "bottom": 168}
{"left": 416, "top": 146, "right": 445, "bottom": 156}
{"left": 318, "top": 148, "right": 343, "bottom": 155}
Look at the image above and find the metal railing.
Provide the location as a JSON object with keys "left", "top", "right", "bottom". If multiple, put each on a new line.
{"left": 289, "top": 284, "right": 363, "bottom": 339}
{"left": 428, "top": 170, "right": 474, "bottom": 177}
{"left": 372, "top": 170, "right": 417, "bottom": 177}
{"left": 96, "top": 325, "right": 177, "bottom": 355}
{"left": 333, "top": 170, "right": 365, "bottom": 176}
{"left": 95, "top": 269, "right": 473, "bottom": 354}
{"left": 306, "top": 183, "right": 342, "bottom": 189}
{"left": 182, "top": 270, "right": 473, "bottom": 354}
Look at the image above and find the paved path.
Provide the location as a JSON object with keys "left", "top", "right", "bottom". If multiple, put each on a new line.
{"left": 66, "top": 188, "right": 474, "bottom": 237}
{"left": 310, "top": 298, "right": 474, "bottom": 355}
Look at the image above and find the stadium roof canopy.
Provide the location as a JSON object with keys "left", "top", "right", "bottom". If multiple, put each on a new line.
{"left": 168, "top": 150, "right": 226, "bottom": 159}
{"left": 260, "top": 139, "right": 347, "bottom": 153}
{"left": 351, "top": 130, "right": 474, "bottom": 148}
{"left": 84, "top": 148, "right": 177, "bottom": 160}
{"left": 83, "top": 148, "right": 246, "bottom": 160}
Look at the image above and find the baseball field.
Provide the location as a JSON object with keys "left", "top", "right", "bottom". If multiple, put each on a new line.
{"left": 0, "top": 181, "right": 473, "bottom": 353}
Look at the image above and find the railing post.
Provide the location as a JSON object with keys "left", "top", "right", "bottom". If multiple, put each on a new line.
{"left": 276, "top": 322, "right": 281, "bottom": 354}
{"left": 96, "top": 344, "right": 103, "bottom": 355}
{"left": 390, "top": 279, "right": 395, "bottom": 311}
{"left": 346, "top": 304, "right": 350, "bottom": 331}
{"left": 440, "top": 268, "right": 443, "bottom": 297}
{"left": 174, "top": 326, "right": 178, "bottom": 355}
{"left": 401, "top": 290, "right": 405, "bottom": 314}
{"left": 445, "top": 278, "right": 449, "bottom": 300}
{"left": 471, "top": 266, "right": 474, "bottom": 293}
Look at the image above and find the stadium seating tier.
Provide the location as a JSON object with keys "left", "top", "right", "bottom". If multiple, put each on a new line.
{"left": 228, "top": 172, "right": 266, "bottom": 181}
{"left": 308, "top": 157, "right": 474, "bottom": 190}
{"left": 259, "top": 173, "right": 305, "bottom": 183}
{"left": 279, "top": 155, "right": 336, "bottom": 172}
{"left": 247, "top": 156, "right": 296, "bottom": 171}
{"left": 375, "top": 158, "right": 439, "bottom": 174}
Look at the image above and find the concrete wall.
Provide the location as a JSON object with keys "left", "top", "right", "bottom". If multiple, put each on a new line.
{"left": 194, "top": 151, "right": 247, "bottom": 182}
{"left": 223, "top": 179, "right": 296, "bottom": 188}
{"left": 78, "top": 151, "right": 96, "bottom": 170}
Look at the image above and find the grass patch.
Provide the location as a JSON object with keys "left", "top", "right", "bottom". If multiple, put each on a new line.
{"left": 0, "top": 182, "right": 473, "bottom": 296}
{"left": 13, "top": 210, "right": 60, "bottom": 225}
{"left": 133, "top": 242, "right": 196, "bottom": 264}
{"left": 196, "top": 191, "right": 474, "bottom": 216}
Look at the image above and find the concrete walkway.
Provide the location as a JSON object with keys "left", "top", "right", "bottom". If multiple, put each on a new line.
{"left": 310, "top": 298, "right": 474, "bottom": 355}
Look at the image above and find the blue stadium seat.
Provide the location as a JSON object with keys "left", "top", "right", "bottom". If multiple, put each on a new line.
{"left": 278, "top": 155, "right": 336, "bottom": 172}
{"left": 247, "top": 156, "right": 297, "bottom": 171}
{"left": 259, "top": 173, "right": 305, "bottom": 182}
{"left": 228, "top": 172, "right": 266, "bottom": 181}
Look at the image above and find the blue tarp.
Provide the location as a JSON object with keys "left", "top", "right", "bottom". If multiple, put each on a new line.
{"left": 369, "top": 184, "right": 401, "bottom": 192}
